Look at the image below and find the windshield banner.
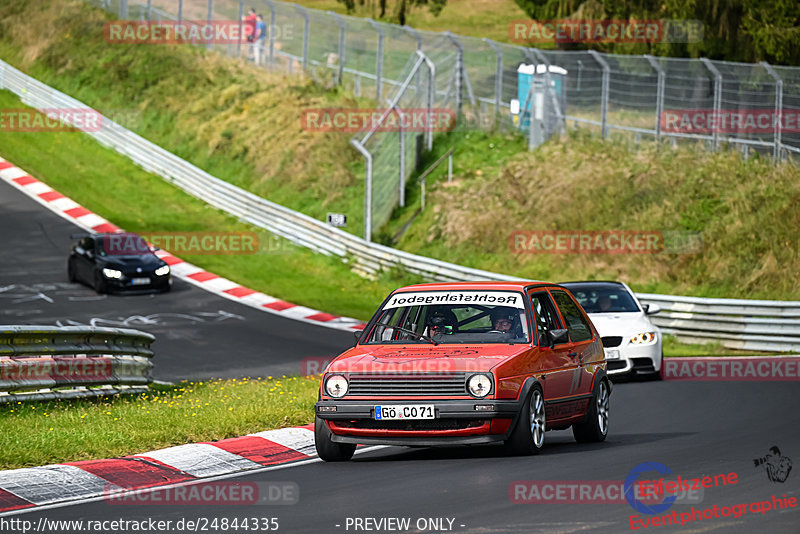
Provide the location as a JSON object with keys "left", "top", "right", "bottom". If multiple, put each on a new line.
{"left": 384, "top": 291, "right": 525, "bottom": 309}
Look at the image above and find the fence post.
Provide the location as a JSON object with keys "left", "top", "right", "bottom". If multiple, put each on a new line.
{"left": 120, "top": 0, "right": 128, "bottom": 18}
{"left": 146, "top": 0, "right": 152, "bottom": 19}
{"left": 404, "top": 26, "right": 423, "bottom": 100}
{"left": 445, "top": 31, "right": 464, "bottom": 116}
{"left": 418, "top": 50, "right": 435, "bottom": 152}
{"left": 396, "top": 106, "right": 405, "bottom": 207}
{"left": 761, "top": 61, "right": 783, "bottom": 163}
{"left": 329, "top": 12, "right": 346, "bottom": 85}
{"left": 700, "top": 58, "right": 722, "bottom": 151}
{"left": 483, "top": 38, "right": 503, "bottom": 128}
{"left": 293, "top": 5, "right": 309, "bottom": 72}
{"left": 645, "top": 55, "right": 665, "bottom": 145}
{"left": 266, "top": 1, "right": 276, "bottom": 70}
{"left": 368, "top": 19, "right": 384, "bottom": 102}
{"left": 236, "top": 0, "right": 243, "bottom": 57}
{"left": 351, "top": 139, "right": 373, "bottom": 241}
{"left": 206, "top": 0, "right": 214, "bottom": 51}
{"left": 588, "top": 50, "right": 609, "bottom": 139}
{"left": 531, "top": 48, "right": 565, "bottom": 136}
{"left": 177, "top": 0, "right": 183, "bottom": 23}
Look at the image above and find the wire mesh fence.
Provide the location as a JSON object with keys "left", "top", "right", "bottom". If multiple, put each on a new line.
{"left": 89, "top": 0, "right": 800, "bottom": 240}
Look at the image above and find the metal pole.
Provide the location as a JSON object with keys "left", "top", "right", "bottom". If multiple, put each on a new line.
{"left": 700, "top": 58, "right": 722, "bottom": 151}
{"left": 588, "top": 50, "right": 609, "bottom": 139}
{"left": 417, "top": 50, "right": 435, "bottom": 152}
{"left": 351, "top": 139, "right": 373, "bottom": 242}
{"left": 294, "top": 5, "right": 309, "bottom": 72}
{"left": 484, "top": 38, "right": 503, "bottom": 127}
{"left": 120, "top": 0, "right": 128, "bottom": 18}
{"left": 206, "top": 0, "right": 213, "bottom": 51}
{"left": 445, "top": 31, "right": 463, "bottom": 116}
{"left": 761, "top": 61, "right": 783, "bottom": 162}
{"left": 236, "top": 0, "right": 243, "bottom": 57}
{"left": 420, "top": 179, "right": 426, "bottom": 210}
{"left": 397, "top": 106, "right": 405, "bottom": 208}
{"left": 645, "top": 55, "right": 665, "bottom": 144}
{"left": 177, "top": 0, "right": 183, "bottom": 23}
{"left": 146, "top": 0, "right": 152, "bottom": 19}
{"left": 448, "top": 152, "right": 453, "bottom": 182}
{"left": 531, "top": 48, "right": 563, "bottom": 135}
{"left": 266, "top": 1, "right": 276, "bottom": 70}
{"left": 404, "top": 26, "right": 423, "bottom": 100}
{"left": 369, "top": 19, "right": 384, "bottom": 102}
{"left": 329, "top": 12, "right": 346, "bottom": 86}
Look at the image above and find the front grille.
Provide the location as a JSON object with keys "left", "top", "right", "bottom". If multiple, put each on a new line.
{"left": 346, "top": 373, "right": 468, "bottom": 396}
{"left": 338, "top": 419, "right": 483, "bottom": 431}
{"left": 607, "top": 360, "right": 627, "bottom": 371}
{"left": 602, "top": 336, "right": 623, "bottom": 348}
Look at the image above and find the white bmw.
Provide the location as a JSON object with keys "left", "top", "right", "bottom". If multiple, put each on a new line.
{"left": 562, "top": 281, "right": 662, "bottom": 378}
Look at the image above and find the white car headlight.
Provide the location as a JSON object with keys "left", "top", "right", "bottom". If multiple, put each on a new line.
{"left": 325, "top": 375, "right": 348, "bottom": 398}
{"left": 630, "top": 332, "right": 657, "bottom": 345}
{"left": 467, "top": 373, "right": 492, "bottom": 398}
{"left": 155, "top": 265, "right": 170, "bottom": 277}
{"left": 102, "top": 268, "right": 122, "bottom": 279}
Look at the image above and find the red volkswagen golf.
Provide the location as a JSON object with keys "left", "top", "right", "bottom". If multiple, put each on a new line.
{"left": 314, "top": 281, "right": 611, "bottom": 461}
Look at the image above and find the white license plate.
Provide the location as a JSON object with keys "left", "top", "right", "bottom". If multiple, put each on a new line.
{"left": 605, "top": 349, "right": 620, "bottom": 360}
{"left": 374, "top": 405, "right": 435, "bottom": 420}
{"left": 131, "top": 278, "right": 150, "bottom": 285}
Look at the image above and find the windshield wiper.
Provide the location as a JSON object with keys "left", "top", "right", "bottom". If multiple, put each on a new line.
{"left": 378, "top": 325, "right": 438, "bottom": 345}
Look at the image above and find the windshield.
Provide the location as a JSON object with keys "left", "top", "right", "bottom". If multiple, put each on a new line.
{"left": 565, "top": 285, "right": 641, "bottom": 313}
{"left": 99, "top": 233, "right": 153, "bottom": 256}
{"left": 364, "top": 290, "right": 529, "bottom": 344}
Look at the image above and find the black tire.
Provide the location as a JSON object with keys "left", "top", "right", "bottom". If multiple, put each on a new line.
{"left": 572, "top": 378, "right": 610, "bottom": 443}
{"left": 504, "top": 384, "right": 545, "bottom": 456}
{"left": 314, "top": 416, "right": 355, "bottom": 462}
{"left": 93, "top": 270, "right": 108, "bottom": 294}
{"left": 67, "top": 259, "right": 77, "bottom": 283}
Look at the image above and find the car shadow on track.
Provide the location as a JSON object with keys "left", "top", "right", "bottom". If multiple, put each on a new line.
{"left": 352, "top": 431, "right": 696, "bottom": 463}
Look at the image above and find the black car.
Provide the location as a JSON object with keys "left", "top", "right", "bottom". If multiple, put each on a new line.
{"left": 67, "top": 233, "right": 172, "bottom": 294}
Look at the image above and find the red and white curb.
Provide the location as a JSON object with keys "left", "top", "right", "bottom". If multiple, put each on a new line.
{"left": 0, "top": 156, "right": 367, "bottom": 332}
{"left": 0, "top": 425, "right": 322, "bottom": 514}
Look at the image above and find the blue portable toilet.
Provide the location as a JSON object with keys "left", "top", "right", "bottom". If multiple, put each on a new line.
{"left": 514, "top": 63, "right": 567, "bottom": 134}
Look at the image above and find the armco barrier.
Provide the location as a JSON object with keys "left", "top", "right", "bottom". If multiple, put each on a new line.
{"left": 0, "top": 326, "right": 155, "bottom": 402}
{"left": 1, "top": 60, "right": 798, "bottom": 352}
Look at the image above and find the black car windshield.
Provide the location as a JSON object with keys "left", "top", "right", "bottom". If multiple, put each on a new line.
{"left": 98, "top": 233, "right": 153, "bottom": 257}
{"left": 364, "top": 290, "right": 529, "bottom": 344}
{"left": 565, "top": 285, "right": 641, "bottom": 313}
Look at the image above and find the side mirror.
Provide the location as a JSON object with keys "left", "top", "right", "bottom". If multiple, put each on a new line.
{"left": 353, "top": 329, "right": 363, "bottom": 345}
{"left": 546, "top": 328, "right": 570, "bottom": 347}
{"left": 85, "top": 249, "right": 94, "bottom": 259}
{"left": 644, "top": 303, "right": 661, "bottom": 315}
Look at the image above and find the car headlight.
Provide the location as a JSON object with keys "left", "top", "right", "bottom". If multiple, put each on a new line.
{"left": 155, "top": 265, "right": 170, "bottom": 277}
{"left": 467, "top": 373, "right": 492, "bottom": 398}
{"left": 630, "top": 332, "right": 657, "bottom": 345}
{"left": 102, "top": 268, "right": 122, "bottom": 279}
{"left": 325, "top": 375, "right": 348, "bottom": 398}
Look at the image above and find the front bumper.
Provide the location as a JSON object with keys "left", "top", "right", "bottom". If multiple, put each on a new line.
{"left": 316, "top": 398, "right": 523, "bottom": 446}
{"left": 107, "top": 275, "right": 171, "bottom": 292}
{"left": 605, "top": 341, "right": 662, "bottom": 375}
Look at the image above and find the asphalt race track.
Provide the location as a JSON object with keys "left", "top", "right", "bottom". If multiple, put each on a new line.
{"left": 18, "top": 380, "right": 800, "bottom": 533}
{"left": 0, "top": 179, "right": 353, "bottom": 381}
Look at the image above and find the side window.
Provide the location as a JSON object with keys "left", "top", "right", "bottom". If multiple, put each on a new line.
{"left": 552, "top": 290, "right": 593, "bottom": 343}
{"left": 530, "top": 292, "right": 562, "bottom": 345}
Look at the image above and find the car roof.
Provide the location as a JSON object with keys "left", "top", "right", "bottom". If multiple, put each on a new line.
{"left": 560, "top": 281, "right": 627, "bottom": 289}
{"left": 393, "top": 281, "right": 566, "bottom": 293}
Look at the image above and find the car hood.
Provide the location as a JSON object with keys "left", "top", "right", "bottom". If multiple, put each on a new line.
{"left": 587, "top": 312, "right": 659, "bottom": 337}
{"left": 100, "top": 254, "right": 165, "bottom": 270}
{"left": 327, "top": 344, "right": 529, "bottom": 374}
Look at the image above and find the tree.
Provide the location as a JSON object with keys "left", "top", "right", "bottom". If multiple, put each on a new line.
{"left": 337, "top": 0, "right": 447, "bottom": 26}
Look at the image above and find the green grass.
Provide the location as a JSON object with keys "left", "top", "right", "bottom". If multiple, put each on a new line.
{"left": 0, "top": 376, "right": 319, "bottom": 470}
{"left": 0, "top": 89, "right": 421, "bottom": 321}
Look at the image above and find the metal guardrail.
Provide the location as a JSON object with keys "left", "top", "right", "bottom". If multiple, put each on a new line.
{"left": 0, "top": 326, "right": 155, "bottom": 402}
{"left": 1, "top": 60, "right": 798, "bottom": 352}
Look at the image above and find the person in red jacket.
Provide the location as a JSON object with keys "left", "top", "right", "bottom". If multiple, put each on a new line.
{"left": 242, "top": 7, "right": 256, "bottom": 58}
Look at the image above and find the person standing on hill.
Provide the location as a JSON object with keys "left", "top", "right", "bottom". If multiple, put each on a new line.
{"left": 242, "top": 7, "right": 257, "bottom": 59}
{"left": 254, "top": 14, "right": 267, "bottom": 66}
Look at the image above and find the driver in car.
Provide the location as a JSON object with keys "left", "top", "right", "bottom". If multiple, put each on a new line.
{"left": 427, "top": 309, "right": 457, "bottom": 336}
{"left": 490, "top": 307, "right": 517, "bottom": 333}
